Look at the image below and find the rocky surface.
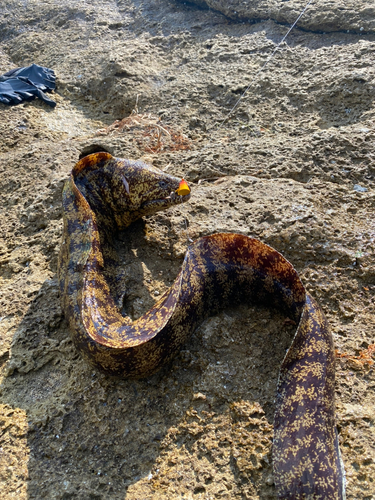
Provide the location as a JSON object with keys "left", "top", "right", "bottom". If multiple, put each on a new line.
{"left": 0, "top": 0, "right": 374, "bottom": 499}
{"left": 187, "top": 0, "right": 375, "bottom": 34}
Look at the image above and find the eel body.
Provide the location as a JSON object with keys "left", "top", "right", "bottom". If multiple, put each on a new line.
{"left": 58, "top": 152, "right": 345, "bottom": 499}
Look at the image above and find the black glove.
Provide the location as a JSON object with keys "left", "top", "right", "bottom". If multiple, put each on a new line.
{"left": 0, "top": 64, "right": 56, "bottom": 107}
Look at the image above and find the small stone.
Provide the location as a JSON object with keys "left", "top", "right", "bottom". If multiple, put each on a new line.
{"left": 353, "top": 184, "right": 368, "bottom": 193}
{"left": 193, "top": 392, "right": 207, "bottom": 401}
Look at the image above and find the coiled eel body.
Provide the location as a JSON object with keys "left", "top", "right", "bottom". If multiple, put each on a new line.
{"left": 58, "top": 152, "right": 346, "bottom": 499}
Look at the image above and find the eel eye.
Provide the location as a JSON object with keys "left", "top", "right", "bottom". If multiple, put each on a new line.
{"left": 159, "top": 180, "right": 168, "bottom": 189}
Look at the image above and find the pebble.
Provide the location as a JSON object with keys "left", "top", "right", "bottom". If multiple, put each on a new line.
{"left": 193, "top": 392, "right": 207, "bottom": 401}
{"left": 353, "top": 184, "right": 368, "bottom": 193}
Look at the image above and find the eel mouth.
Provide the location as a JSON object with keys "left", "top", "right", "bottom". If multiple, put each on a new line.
{"left": 141, "top": 191, "right": 191, "bottom": 211}
{"left": 139, "top": 178, "right": 191, "bottom": 214}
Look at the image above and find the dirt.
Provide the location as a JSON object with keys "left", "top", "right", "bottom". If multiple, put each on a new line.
{"left": 0, "top": 0, "right": 374, "bottom": 499}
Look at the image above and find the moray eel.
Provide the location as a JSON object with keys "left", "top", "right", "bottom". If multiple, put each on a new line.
{"left": 58, "top": 152, "right": 346, "bottom": 499}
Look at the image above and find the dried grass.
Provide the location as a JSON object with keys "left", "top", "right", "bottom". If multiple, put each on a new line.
{"left": 336, "top": 344, "right": 375, "bottom": 368}
{"left": 96, "top": 111, "right": 191, "bottom": 153}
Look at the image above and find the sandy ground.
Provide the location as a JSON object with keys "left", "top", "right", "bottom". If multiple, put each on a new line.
{"left": 0, "top": 0, "right": 374, "bottom": 498}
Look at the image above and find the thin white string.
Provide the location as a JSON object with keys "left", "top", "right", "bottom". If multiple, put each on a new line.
{"left": 213, "top": 0, "right": 315, "bottom": 131}
{"left": 180, "top": 200, "right": 193, "bottom": 245}
{"left": 181, "top": 0, "right": 315, "bottom": 246}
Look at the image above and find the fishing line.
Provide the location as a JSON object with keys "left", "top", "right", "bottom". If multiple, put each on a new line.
{"left": 213, "top": 0, "right": 315, "bottom": 131}
{"left": 171, "top": 0, "right": 315, "bottom": 247}
{"left": 180, "top": 201, "right": 193, "bottom": 244}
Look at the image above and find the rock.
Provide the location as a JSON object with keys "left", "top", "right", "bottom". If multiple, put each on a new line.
{"left": 184, "top": 0, "right": 375, "bottom": 33}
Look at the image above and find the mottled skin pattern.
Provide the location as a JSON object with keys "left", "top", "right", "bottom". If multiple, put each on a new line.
{"left": 58, "top": 152, "right": 346, "bottom": 499}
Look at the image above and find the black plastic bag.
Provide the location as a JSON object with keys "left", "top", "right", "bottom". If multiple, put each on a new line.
{"left": 0, "top": 63, "right": 56, "bottom": 107}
